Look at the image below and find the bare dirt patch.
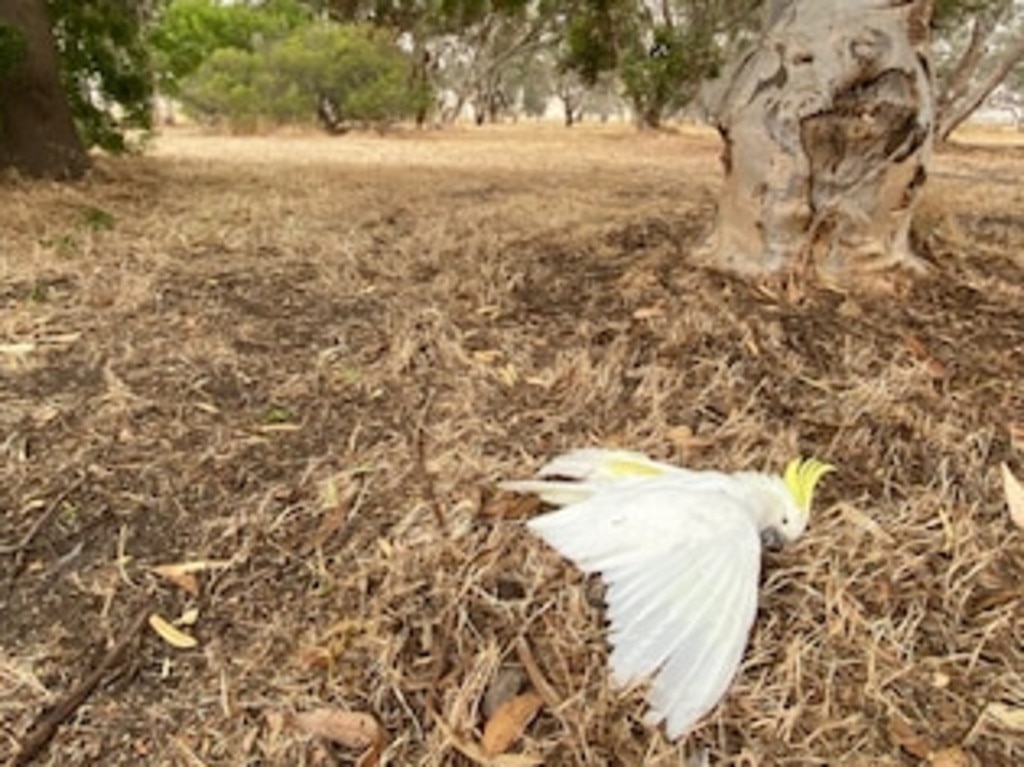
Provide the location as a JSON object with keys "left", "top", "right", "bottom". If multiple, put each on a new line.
{"left": 2, "top": 124, "right": 1023, "bottom": 766}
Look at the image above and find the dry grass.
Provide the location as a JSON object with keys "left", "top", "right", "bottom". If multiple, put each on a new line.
{"left": 1, "top": 123, "right": 1023, "bottom": 766}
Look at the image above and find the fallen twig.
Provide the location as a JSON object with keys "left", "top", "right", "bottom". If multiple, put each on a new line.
{"left": 0, "top": 476, "right": 87, "bottom": 557}
{"left": 8, "top": 605, "right": 151, "bottom": 767}
{"left": 412, "top": 387, "right": 448, "bottom": 536}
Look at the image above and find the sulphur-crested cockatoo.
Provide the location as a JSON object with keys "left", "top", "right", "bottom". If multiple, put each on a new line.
{"left": 502, "top": 447, "right": 832, "bottom": 739}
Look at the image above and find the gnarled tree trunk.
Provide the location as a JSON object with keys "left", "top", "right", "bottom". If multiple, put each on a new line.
{"left": 0, "top": 0, "right": 87, "bottom": 180}
{"left": 707, "top": 0, "right": 934, "bottom": 281}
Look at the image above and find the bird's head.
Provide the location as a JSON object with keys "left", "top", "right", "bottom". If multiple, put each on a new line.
{"left": 759, "top": 457, "right": 834, "bottom": 550}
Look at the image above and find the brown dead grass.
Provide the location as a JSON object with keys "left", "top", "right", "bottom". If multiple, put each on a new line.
{"left": 1, "top": 123, "right": 1023, "bottom": 766}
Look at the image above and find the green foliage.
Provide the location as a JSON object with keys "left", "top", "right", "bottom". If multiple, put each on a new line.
{"left": 561, "top": 1, "right": 635, "bottom": 85}
{"left": 0, "top": 23, "right": 28, "bottom": 77}
{"left": 620, "top": 23, "right": 720, "bottom": 128}
{"left": 150, "top": 0, "right": 312, "bottom": 94}
{"left": 48, "top": 0, "right": 155, "bottom": 152}
{"left": 180, "top": 23, "right": 431, "bottom": 130}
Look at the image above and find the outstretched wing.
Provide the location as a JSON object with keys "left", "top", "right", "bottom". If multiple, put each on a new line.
{"left": 528, "top": 478, "right": 762, "bottom": 740}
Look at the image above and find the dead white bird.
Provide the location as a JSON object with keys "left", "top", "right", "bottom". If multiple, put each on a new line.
{"left": 503, "top": 448, "right": 832, "bottom": 739}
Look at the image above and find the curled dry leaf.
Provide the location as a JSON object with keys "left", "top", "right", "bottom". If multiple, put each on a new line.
{"left": 148, "top": 613, "right": 198, "bottom": 649}
{"left": 292, "top": 708, "right": 382, "bottom": 750}
{"left": 481, "top": 691, "right": 544, "bottom": 757}
{"left": 151, "top": 559, "right": 231, "bottom": 596}
{"left": 435, "top": 715, "right": 543, "bottom": 767}
{"left": 151, "top": 565, "right": 199, "bottom": 596}
{"left": 1000, "top": 464, "right": 1024, "bottom": 531}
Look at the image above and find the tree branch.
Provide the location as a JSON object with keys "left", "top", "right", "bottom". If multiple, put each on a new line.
{"left": 8, "top": 606, "right": 151, "bottom": 767}
{"left": 937, "top": 32, "right": 1024, "bottom": 141}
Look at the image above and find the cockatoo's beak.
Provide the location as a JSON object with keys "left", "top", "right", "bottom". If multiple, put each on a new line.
{"left": 760, "top": 527, "right": 785, "bottom": 551}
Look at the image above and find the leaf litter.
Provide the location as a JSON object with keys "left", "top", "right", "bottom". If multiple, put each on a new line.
{"left": 0, "top": 125, "right": 1022, "bottom": 765}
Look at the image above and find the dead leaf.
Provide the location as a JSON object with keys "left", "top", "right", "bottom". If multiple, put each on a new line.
{"left": 148, "top": 613, "right": 198, "bottom": 649}
{"left": 888, "top": 715, "right": 933, "bottom": 759}
{"left": 929, "top": 746, "right": 970, "bottom": 767}
{"left": 984, "top": 701, "right": 1024, "bottom": 732}
{"left": 481, "top": 691, "right": 544, "bottom": 756}
{"left": 151, "top": 565, "right": 199, "bottom": 596}
{"left": 291, "top": 708, "right": 382, "bottom": 751}
{"left": 479, "top": 494, "right": 540, "bottom": 520}
{"left": 179, "top": 607, "right": 200, "bottom": 626}
{"left": 632, "top": 305, "right": 665, "bottom": 320}
{"left": 482, "top": 668, "right": 525, "bottom": 720}
{"left": 1000, "top": 464, "right": 1024, "bottom": 531}
{"left": 435, "top": 715, "right": 543, "bottom": 767}
{"left": 903, "top": 333, "right": 947, "bottom": 379}
{"left": 151, "top": 559, "right": 231, "bottom": 596}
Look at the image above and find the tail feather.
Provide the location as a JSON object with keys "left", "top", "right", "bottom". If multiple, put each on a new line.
{"left": 498, "top": 479, "right": 593, "bottom": 507}
{"left": 537, "top": 448, "right": 681, "bottom": 481}
{"left": 502, "top": 448, "right": 690, "bottom": 508}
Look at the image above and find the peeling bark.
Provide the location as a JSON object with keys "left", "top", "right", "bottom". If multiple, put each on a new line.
{"left": 707, "top": 0, "right": 934, "bottom": 282}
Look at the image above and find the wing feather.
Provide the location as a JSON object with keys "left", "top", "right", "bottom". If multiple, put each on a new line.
{"left": 526, "top": 476, "right": 762, "bottom": 740}
{"left": 536, "top": 448, "right": 686, "bottom": 481}
{"left": 644, "top": 540, "right": 759, "bottom": 738}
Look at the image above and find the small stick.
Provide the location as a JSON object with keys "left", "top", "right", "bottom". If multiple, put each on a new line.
{"left": 8, "top": 606, "right": 151, "bottom": 767}
{"left": 0, "top": 477, "right": 87, "bottom": 557}
{"left": 412, "top": 388, "right": 448, "bottom": 536}
{"left": 514, "top": 636, "right": 561, "bottom": 708}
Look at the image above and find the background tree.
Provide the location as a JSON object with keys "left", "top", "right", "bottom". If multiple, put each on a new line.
{"left": 49, "top": 0, "right": 154, "bottom": 152}
{"left": 561, "top": 0, "right": 757, "bottom": 128}
{"left": 0, "top": 0, "right": 87, "bottom": 179}
{"left": 178, "top": 22, "right": 430, "bottom": 131}
{"left": 1, "top": 0, "right": 156, "bottom": 178}
{"left": 149, "top": 0, "right": 312, "bottom": 96}
{"left": 932, "top": 0, "right": 1024, "bottom": 140}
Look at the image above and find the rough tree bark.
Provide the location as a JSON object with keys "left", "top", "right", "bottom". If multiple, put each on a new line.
{"left": 0, "top": 0, "right": 88, "bottom": 180}
{"left": 706, "top": 0, "right": 934, "bottom": 281}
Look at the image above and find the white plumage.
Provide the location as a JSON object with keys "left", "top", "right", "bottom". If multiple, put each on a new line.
{"left": 503, "top": 448, "right": 831, "bottom": 740}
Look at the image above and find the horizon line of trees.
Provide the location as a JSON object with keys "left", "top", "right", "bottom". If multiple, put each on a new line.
{"left": 1, "top": 0, "right": 1023, "bottom": 180}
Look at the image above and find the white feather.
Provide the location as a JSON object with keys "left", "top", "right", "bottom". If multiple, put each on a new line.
{"left": 518, "top": 457, "right": 774, "bottom": 740}
{"left": 498, "top": 479, "right": 594, "bottom": 506}
{"left": 535, "top": 448, "right": 686, "bottom": 480}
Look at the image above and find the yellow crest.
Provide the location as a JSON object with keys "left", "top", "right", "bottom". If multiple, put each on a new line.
{"left": 783, "top": 457, "right": 834, "bottom": 514}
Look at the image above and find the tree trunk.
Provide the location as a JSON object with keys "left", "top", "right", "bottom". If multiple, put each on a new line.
{"left": 0, "top": 0, "right": 87, "bottom": 179}
{"left": 707, "top": 0, "right": 934, "bottom": 282}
